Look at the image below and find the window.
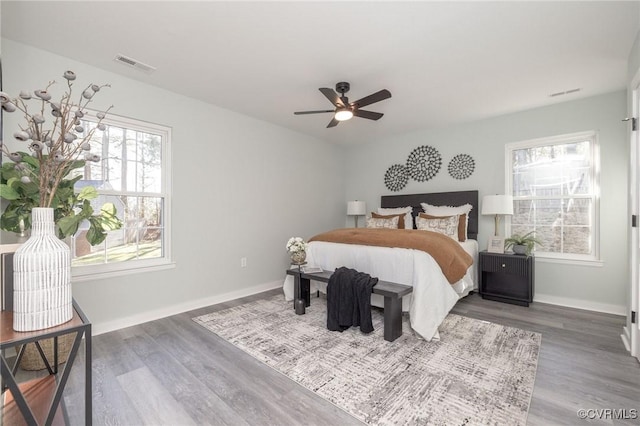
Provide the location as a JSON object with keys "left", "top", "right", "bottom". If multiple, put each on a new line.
{"left": 505, "top": 131, "right": 600, "bottom": 262}
{"left": 69, "top": 113, "right": 172, "bottom": 279}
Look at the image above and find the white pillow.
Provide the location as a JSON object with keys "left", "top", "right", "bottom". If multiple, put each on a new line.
{"left": 421, "top": 203, "right": 472, "bottom": 238}
{"left": 366, "top": 215, "right": 400, "bottom": 229}
{"left": 416, "top": 215, "right": 459, "bottom": 240}
{"left": 377, "top": 206, "right": 413, "bottom": 229}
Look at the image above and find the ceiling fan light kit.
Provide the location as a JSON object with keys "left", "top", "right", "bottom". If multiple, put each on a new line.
{"left": 334, "top": 108, "right": 354, "bottom": 121}
{"left": 294, "top": 81, "right": 391, "bottom": 128}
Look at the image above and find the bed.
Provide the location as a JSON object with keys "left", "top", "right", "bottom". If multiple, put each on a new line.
{"left": 283, "top": 190, "right": 479, "bottom": 341}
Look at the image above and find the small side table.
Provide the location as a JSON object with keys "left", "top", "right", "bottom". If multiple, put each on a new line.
{"left": 288, "top": 262, "right": 311, "bottom": 314}
{"left": 1, "top": 299, "right": 92, "bottom": 425}
{"left": 479, "top": 251, "right": 535, "bottom": 306}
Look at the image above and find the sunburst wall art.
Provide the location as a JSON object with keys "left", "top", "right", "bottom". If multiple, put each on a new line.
{"left": 447, "top": 154, "right": 475, "bottom": 180}
{"left": 384, "top": 164, "right": 408, "bottom": 192}
{"left": 406, "top": 145, "right": 442, "bottom": 182}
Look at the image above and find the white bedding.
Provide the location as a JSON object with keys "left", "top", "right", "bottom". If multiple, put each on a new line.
{"left": 283, "top": 239, "right": 478, "bottom": 341}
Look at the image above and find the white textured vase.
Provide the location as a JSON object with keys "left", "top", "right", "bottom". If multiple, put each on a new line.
{"left": 13, "top": 207, "right": 73, "bottom": 331}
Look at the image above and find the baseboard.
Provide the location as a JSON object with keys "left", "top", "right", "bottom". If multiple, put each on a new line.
{"left": 533, "top": 293, "right": 626, "bottom": 316}
{"left": 92, "top": 280, "right": 283, "bottom": 335}
{"left": 91, "top": 287, "right": 627, "bottom": 335}
{"left": 621, "top": 326, "right": 631, "bottom": 352}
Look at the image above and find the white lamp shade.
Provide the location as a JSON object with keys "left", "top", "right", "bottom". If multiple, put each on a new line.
{"left": 347, "top": 200, "right": 366, "bottom": 216}
{"left": 481, "top": 195, "right": 514, "bottom": 215}
{"left": 335, "top": 109, "right": 354, "bottom": 121}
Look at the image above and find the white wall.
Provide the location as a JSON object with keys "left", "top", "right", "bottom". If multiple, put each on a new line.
{"left": 1, "top": 39, "right": 631, "bottom": 332}
{"left": 625, "top": 30, "right": 640, "bottom": 346}
{"left": 344, "top": 91, "right": 629, "bottom": 314}
{"left": 1, "top": 39, "right": 347, "bottom": 333}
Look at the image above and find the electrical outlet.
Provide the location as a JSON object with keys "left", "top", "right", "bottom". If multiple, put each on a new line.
{"left": 240, "top": 257, "right": 247, "bottom": 268}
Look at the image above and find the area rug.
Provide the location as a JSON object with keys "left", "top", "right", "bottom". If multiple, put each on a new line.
{"left": 193, "top": 295, "right": 540, "bottom": 425}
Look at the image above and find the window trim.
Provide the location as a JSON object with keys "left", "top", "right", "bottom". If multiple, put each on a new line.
{"left": 70, "top": 112, "right": 173, "bottom": 279}
{"left": 504, "top": 130, "right": 601, "bottom": 263}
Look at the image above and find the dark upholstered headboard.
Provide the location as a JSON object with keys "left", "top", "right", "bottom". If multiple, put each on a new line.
{"left": 380, "top": 190, "right": 479, "bottom": 240}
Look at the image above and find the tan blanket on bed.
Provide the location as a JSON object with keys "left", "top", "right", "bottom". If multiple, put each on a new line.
{"left": 309, "top": 228, "right": 473, "bottom": 284}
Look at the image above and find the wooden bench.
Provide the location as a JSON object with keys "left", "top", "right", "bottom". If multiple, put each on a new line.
{"left": 286, "top": 268, "right": 413, "bottom": 342}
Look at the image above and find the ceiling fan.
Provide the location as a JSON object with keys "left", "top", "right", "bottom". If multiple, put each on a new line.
{"left": 294, "top": 82, "right": 391, "bottom": 128}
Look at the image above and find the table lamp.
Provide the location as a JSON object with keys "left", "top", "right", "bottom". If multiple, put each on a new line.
{"left": 481, "top": 195, "right": 513, "bottom": 236}
{"left": 347, "top": 200, "right": 366, "bottom": 228}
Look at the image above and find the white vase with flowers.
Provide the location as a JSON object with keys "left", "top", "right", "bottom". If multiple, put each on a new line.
{"left": 0, "top": 70, "right": 123, "bottom": 331}
{"left": 286, "top": 236, "right": 308, "bottom": 265}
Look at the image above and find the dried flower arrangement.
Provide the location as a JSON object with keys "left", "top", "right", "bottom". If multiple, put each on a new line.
{"left": 0, "top": 70, "right": 122, "bottom": 245}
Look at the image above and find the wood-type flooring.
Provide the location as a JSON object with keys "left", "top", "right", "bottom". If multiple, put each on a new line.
{"left": 13, "top": 290, "right": 640, "bottom": 425}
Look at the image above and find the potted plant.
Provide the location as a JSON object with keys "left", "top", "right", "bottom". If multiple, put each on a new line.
{"left": 0, "top": 70, "right": 123, "bottom": 333}
{"left": 504, "top": 231, "right": 541, "bottom": 256}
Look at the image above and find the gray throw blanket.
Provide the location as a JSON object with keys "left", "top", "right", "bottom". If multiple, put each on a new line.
{"left": 326, "top": 267, "right": 378, "bottom": 334}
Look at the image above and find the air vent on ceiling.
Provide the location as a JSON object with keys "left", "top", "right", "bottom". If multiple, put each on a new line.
{"left": 113, "top": 54, "right": 156, "bottom": 74}
{"left": 550, "top": 88, "right": 581, "bottom": 97}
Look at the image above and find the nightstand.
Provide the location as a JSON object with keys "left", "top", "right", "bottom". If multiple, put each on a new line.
{"left": 479, "top": 251, "right": 535, "bottom": 306}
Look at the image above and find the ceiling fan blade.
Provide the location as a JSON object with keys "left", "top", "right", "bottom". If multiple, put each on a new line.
{"left": 352, "top": 89, "right": 391, "bottom": 109}
{"left": 326, "top": 117, "right": 339, "bottom": 128}
{"left": 353, "top": 109, "right": 383, "bottom": 120}
{"left": 294, "top": 110, "right": 334, "bottom": 115}
{"left": 319, "top": 88, "right": 345, "bottom": 108}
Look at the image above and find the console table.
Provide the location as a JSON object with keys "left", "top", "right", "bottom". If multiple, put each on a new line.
{"left": 1, "top": 299, "right": 92, "bottom": 425}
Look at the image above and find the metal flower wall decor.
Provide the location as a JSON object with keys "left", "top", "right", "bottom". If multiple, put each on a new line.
{"left": 406, "top": 145, "right": 442, "bottom": 182}
{"left": 448, "top": 154, "right": 475, "bottom": 180}
{"left": 383, "top": 145, "right": 476, "bottom": 191}
{"left": 384, "top": 164, "right": 408, "bottom": 192}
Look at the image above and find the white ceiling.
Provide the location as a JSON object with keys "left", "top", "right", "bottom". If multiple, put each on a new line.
{"left": 2, "top": 1, "right": 639, "bottom": 145}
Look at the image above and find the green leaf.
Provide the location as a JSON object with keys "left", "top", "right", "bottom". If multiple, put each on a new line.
{"left": 86, "top": 222, "right": 107, "bottom": 246}
{"left": 57, "top": 214, "right": 82, "bottom": 238}
{"left": 80, "top": 199, "right": 94, "bottom": 218}
{"left": 68, "top": 175, "right": 83, "bottom": 186}
{"left": 100, "top": 203, "right": 122, "bottom": 230}
{"left": 20, "top": 154, "right": 40, "bottom": 169}
{"left": 54, "top": 186, "right": 74, "bottom": 203}
{"left": 0, "top": 166, "right": 24, "bottom": 183}
{"left": 56, "top": 160, "right": 85, "bottom": 180}
{"left": 1, "top": 211, "right": 20, "bottom": 233}
{"left": 0, "top": 184, "right": 20, "bottom": 200}
{"left": 18, "top": 181, "right": 40, "bottom": 197}
{"left": 66, "top": 160, "right": 85, "bottom": 171}
{"left": 100, "top": 202, "right": 117, "bottom": 216}
{"left": 28, "top": 191, "right": 40, "bottom": 203}
{"left": 77, "top": 186, "right": 98, "bottom": 201}
{"left": 1, "top": 162, "right": 14, "bottom": 173}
